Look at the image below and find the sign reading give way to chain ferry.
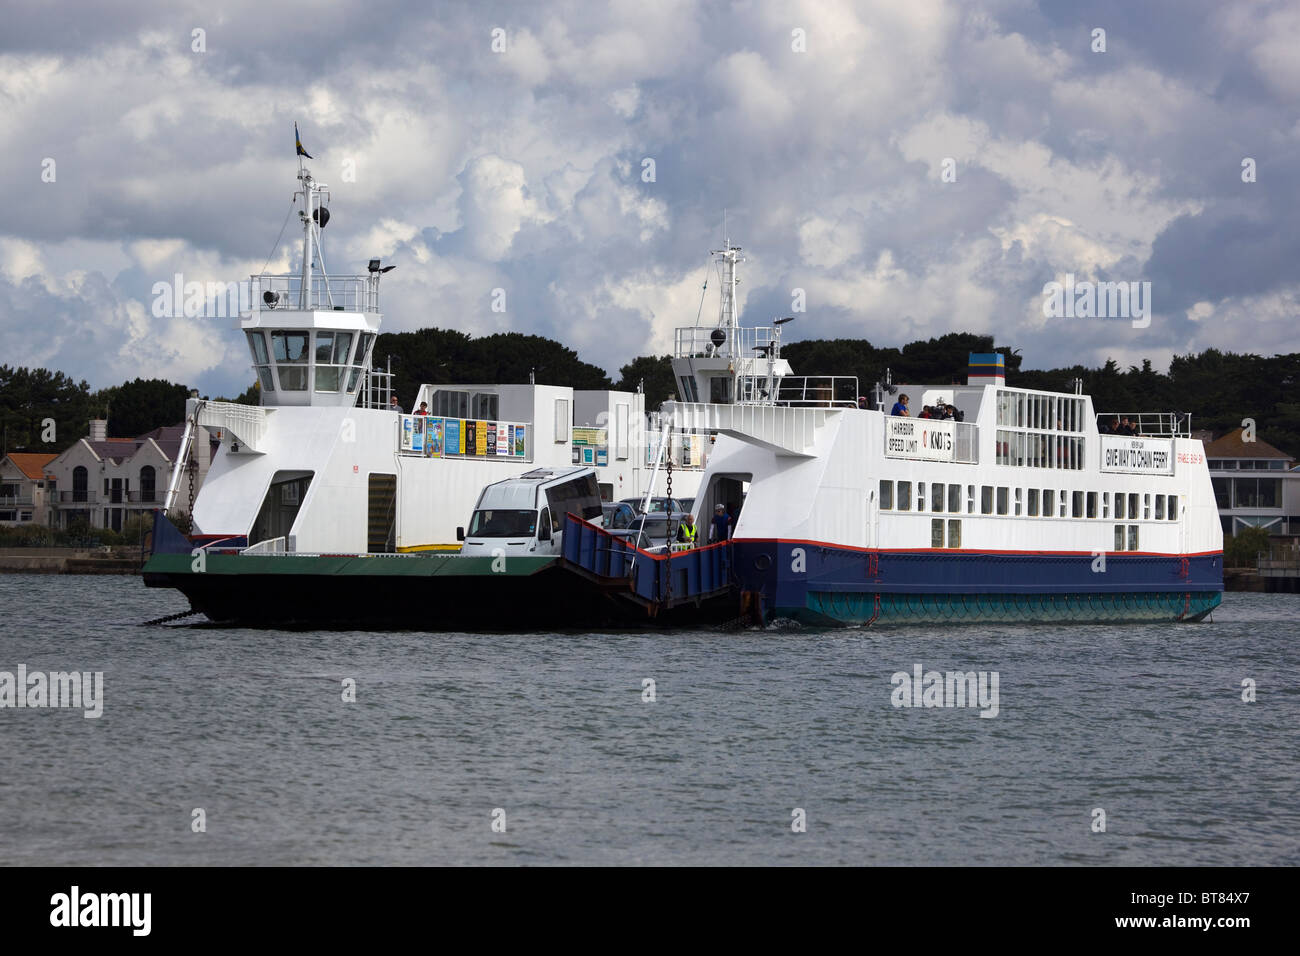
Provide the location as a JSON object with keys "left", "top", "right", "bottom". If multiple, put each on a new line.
{"left": 1100, "top": 435, "right": 1175, "bottom": 475}
{"left": 885, "top": 417, "right": 955, "bottom": 462}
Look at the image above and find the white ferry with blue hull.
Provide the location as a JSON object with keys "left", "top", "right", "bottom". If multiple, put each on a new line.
{"left": 668, "top": 349, "right": 1222, "bottom": 625}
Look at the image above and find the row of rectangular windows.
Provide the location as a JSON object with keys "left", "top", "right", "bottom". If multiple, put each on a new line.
{"left": 994, "top": 430, "right": 1085, "bottom": 470}
{"left": 881, "top": 480, "right": 1178, "bottom": 521}
{"left": 923, "top": 519, "right": 1144, "bottom": 550}
{"left": 995, "top": 390, "right": 1087, "bottom": 432}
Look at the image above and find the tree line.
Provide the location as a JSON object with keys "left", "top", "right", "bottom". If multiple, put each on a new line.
{"left": 4, "top": 331, "right": 1298, "bottom": 459}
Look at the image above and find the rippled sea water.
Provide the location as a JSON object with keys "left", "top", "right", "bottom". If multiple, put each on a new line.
{"left": 0, "top": 573, "right": 1295, "bottom": 865}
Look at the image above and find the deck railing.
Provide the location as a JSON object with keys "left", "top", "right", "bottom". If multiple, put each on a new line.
{"left": 1096, "top": 411, "right": 1191, "bottom": 438}
{"left": 251, "top": 273, "right": 379, "bottom": 313}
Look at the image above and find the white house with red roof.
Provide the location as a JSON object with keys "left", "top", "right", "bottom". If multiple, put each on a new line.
{"left": 0, "top": 452, "right": 59, "bottom": 526}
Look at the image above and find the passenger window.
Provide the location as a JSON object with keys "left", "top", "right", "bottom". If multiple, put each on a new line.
{"left": 947, "top": 519, "right": 962, "bottom": 548}
{"left": 1128, "top": 525, "right": 1139, "bottom": 551}
{"left": 1155, "top": 496, "right": 1164, "bottom": 520}
{"left": 981, "top": 486, "right": 993, "bottom": 515}
{"left": 1114, "top": 525, "right": 1125, "bottom": 551}
{"left": 897, "top": 481, "right": 911, "bottom": 511}
{"left": 967, "top": 485, "right": 975, "bottom": 514}
{"left": 917, "top": 483, "right": 927, "bottom": 511}
{"left": 1167, "top": 495, "right": 1178, "bottom": 520}
{"left": 1042, "top": 490, "right": 1053, "bottom": 518}
{"left": 1027, "top": 488, "right": 1039, "bottom": 517}
{"left": 1128, "top": 493, "right": 1139, "bottom": 522}
{"left": 948, "top": 485, "right": 961, "bottom": 513}
{"left": 1143, "top": 494, "right": 1151, "bottom": 520}
{"left": 1087, "top": 492, "right": 1097, "bottom": 518}
{"left": 996, "top": 487, "right": 1008, "bottom": 515}
{"left": 931, "top": 519, "right": 945, "bottom": 548}
{"left": 879, "top": 480, "right": 893, "bottom": 510}
{"left": 1103, "top": 492, "right": 1109, "bottom": 519}
{"left": 1014, "top": 487, "right": 1022, "bottom": 516}
{"left": 932, "top": 483, "right": 945, "bottom": 512}
{"left": 1072, "top": 491, "right": 1084, "bottom": 518}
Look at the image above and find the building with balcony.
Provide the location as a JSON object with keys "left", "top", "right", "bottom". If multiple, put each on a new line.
{"left": 44, "top": 419, "right": 215, "bottom": 531}
{"left": 0, "top": 452, "right": 58, "bottom": 526}
{"left": 1204, "top": 427, "right": 1300, "bottom": 537}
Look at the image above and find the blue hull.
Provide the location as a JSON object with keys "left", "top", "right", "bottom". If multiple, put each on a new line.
{"left": 729, "top": 541, "right": 1223, "bottom": 625}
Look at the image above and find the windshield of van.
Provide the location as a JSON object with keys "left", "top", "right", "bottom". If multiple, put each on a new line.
{"left": 468, "top": 509, "right": 537, "bottom": 537}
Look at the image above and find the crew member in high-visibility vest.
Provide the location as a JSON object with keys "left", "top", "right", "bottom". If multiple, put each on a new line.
{"left": 676, "top": 513, "right": 697, "bottom": 548}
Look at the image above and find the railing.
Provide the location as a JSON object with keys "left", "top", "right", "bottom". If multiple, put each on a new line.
{"left": 242, "top": 536, "right": 288, "bottom": 555}
{"left": 0, "top": 496, "right": 35, "bottom": 508}
{"left": 775, "top": 376, "right": 859, "bottom": 408}
{"left": 252, "top": 273, "right": 379, "bottom": 313}
{"left": 59, "top": 491, "right": 94, "bottom": 503}
{"left": 1096, "top": 411, "right": 1191, "bottom": 438}
{"left": 675, "top": 326, "right": 776, "bottom": 360}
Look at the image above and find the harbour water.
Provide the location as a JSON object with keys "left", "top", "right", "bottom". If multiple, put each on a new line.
{"left": 0, "top": 573, "right": 1295, "bottom": 866}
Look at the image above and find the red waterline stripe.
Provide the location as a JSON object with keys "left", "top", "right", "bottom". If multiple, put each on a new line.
{"left": 731, "top": 537, "right": 1222, "bottom": 558}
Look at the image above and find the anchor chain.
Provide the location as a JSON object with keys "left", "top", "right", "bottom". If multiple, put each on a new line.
{"left": 140, "top": 608, "right": 203, "bottom": 626}
{"left": 663, "top": 434, "right": 673, "bottom": 608}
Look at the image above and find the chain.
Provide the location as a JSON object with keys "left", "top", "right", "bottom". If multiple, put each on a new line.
{"left": 140, "top": 607, "right": 203, "bottom": 626}
{"left": 663, "top": 430, "right": 673, "bottom": 608}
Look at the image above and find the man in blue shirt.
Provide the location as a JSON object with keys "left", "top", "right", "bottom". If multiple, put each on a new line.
{"left": 890, "top": 394, "right": 910, "bottom": 416}
{"left": 711, "top": 504, "right": 732, "bottom": 542}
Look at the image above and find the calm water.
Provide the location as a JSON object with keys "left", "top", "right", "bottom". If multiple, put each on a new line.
{"left": 0, "top": 574, "right": 1295, "bottom": 866}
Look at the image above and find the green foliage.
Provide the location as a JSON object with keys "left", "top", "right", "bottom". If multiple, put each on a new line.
{"left": 1224, "top": 526, "right": 1271, "bottom": 568}
{"left": 375, "top": 328, "right": 612, "bottom": 403}
{"left": 216, "top": 381, "right": 261, "bottom": 406}
{"left": 616, "top": 355, "right": 675, "bottom": 407}
{"left": 0, "top": 365, "right": 93, "bottom": 453}
{"left": 98, "top": 378, "right": 189, "bottom": 437}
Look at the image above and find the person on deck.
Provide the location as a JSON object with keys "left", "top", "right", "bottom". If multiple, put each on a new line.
{"left": 711, "top": 504, "right": 732, "bottom": 543}
{"left": 890, "top": 394, "right": 910, "bottom": 416}
{"left": 389, "top": 395, "right": 404, "bottom": 414}
{"left": 676, "top": 513, "right": 697, "bottom": 548}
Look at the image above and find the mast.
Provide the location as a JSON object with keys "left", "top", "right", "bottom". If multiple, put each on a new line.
{"left": 295, "top": 154, "right": 330, "bottom": 309}
{"left": 710, "top": 224, "right": 744, "bottom": 362}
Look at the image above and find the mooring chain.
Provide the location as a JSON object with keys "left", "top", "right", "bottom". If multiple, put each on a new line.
{"left": 663, "top": 431, "right": 673, "bottom": 608}
{"left": 140, "top": 608, "right": 203, "bottom": 626}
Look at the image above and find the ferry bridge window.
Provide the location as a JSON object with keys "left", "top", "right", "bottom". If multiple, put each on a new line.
{"left": 947, "top": 519, "right": 961, "bottom": 548}
{"left": 1128, "top": 494, "right": 1139, "bottom": 522}
{"left": 1087, "top": 492, "right": 1098, "bottom": 519}
{"left": 980, "top": 485, "right": 993, "bottom": 515}
{"left": 272, "top": 331, "right": 309, "bottom": 390}
{"left": 1027, "top": 488, "right": 1039, "bottom": 517}
{"left": 247, "top": 329, "right": 272, "bottom": 393}
{"left": 1114, "top": 525, "right": 1125, "bottom": 551}
{"left": 931, "top": 483, "right": 944, "bottom": 512}
{"left": 897, "top": 481, "right": 911, "bottom": 511}
{"left": 996, "top": 487, "right": 1008, "bottom": 516}
{"left": 931, "top": 518, "right": 944, "bottom": 548}
{"left": 1128, "top": 525, "right": 1139, "bottom": 551}
{"left": 879, "top": 480, "right": 893, "bottom": 510}
{"left": 1167, "top": 495, "right": 1178, "bottom": 520}
{"left": 1073, "top": 491, "right": 1084, "bottom": 518}
{"left": 432, "top": 390, "right": 470, "bottom": 418}
{"left": 948, "top": 484, "right": 961, "bottom": 513}
{"left": 1014, "top": 487, "right": 1022, "bottom": 516}
{"left": 1143, "top": 494, "right": 1151, "bottom": 520}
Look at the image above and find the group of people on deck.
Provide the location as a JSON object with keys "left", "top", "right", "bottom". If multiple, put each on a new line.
{"left": 888, "top": 394, "right": 964, "bottom": 422}
{"left": 674, "top": 504, "right": 735, "bottom": 548}
{"left": 1100, "top": 415, "right": 1141, "bottom": 436}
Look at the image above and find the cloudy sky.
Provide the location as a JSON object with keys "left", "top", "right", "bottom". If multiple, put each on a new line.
{"left": 1, "top": 0, "right": 1296, "bottom": 397}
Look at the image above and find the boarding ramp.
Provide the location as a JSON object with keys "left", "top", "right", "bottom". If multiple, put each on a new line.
{"left": 561, "top": 514, "right": 735, "bottom": 615}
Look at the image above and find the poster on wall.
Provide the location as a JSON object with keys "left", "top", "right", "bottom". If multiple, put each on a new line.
{"left": 596, "top": 448, "right": 608, "bottom": 466}
{"left": 474, "top": 421, "right": 488, "bottom": 456}
{"left": 514, "top": 425, "right": 527, "bottom": 456}
{"left": 572, "top": 445, "right": 581, "bottom": 464}
{"left": 485, "top": 422, "right": 498, "bottom": 456}
{"left": 464, "top": 420, "right": 477, "bottom": 456}
{"left": 445, "top": 419, "right": 461, "bottom": 456}
{"left": 496, "top": 423, "right": 509, "bottom": 455}
{"left": 400, "top": 415, "right": 415, "bottom": 452}
{"left": 412, "top": 417, "right": 425, "bottom": 454}
{"left": 428, "top": 418, "right": 443, "bottom": 457}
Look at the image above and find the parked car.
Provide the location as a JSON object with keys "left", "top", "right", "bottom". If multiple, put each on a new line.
{"left": 601, "top": 501, "right": 637, "bottom": 530}
{"left": 604, "top": 528, "right": 655, "bottom": 551}
{"left": 619, "top": 496, "right": 686, "bottom": 515}
{"left": 624, "top": 512, "right": 688, "bottom": 549}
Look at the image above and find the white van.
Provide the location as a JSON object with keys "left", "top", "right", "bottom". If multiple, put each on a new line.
{"left": 458, "top": 467, "right": 603, "bottom": 557}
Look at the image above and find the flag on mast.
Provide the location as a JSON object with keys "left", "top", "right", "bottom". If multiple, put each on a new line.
{"left": 295, "top": 123, "right": 312, "bottom": 159}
